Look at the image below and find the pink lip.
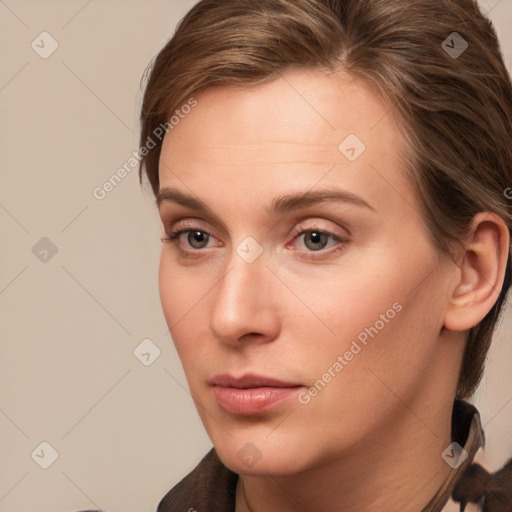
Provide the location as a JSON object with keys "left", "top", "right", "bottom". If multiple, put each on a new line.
{"left": 211, "top": 373, "right": 303, "bottom": 415}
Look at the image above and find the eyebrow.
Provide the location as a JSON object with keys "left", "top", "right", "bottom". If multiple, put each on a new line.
{"left": 156, "top": 187, "right": 376, "bottom": 215}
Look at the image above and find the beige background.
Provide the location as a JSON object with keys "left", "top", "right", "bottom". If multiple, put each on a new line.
{"left": 0, "top": 1, "right": 511, "bottom": 511}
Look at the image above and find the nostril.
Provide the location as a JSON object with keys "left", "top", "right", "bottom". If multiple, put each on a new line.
{"left": 238, "top": 332, "right": 265, "bottom": 343}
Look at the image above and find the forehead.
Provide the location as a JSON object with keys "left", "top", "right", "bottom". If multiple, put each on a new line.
{"left": 161, "top": 68, "right": 398, "bottom": 156}
{"left": 158, "top": 68, "right": 414, "bottom": 218}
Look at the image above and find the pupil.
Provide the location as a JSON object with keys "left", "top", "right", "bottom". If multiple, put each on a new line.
{"left": 189, "top": 231, "right": 207, "bottom": 248}
{"left": 306, "top": 231, "right": 326, "bottom": 251}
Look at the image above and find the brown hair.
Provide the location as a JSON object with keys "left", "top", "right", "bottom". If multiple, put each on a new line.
{"left": 139, "top": 0, "right": 512, "bottom": 398}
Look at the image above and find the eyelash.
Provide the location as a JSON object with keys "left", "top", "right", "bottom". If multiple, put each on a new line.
{"left": 161, "top": 223, "right": 348, "bottom": 260}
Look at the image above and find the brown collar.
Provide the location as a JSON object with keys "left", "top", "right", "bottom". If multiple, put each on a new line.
{"left": 422, "top": 399, "right": 485, "bottom": 511}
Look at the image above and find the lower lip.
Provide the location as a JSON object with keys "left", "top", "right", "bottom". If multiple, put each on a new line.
{"left": 213, "top": 386, "right": 301, "bottom": 415}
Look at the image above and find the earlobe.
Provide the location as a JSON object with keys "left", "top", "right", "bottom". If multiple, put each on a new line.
{"left": 444, "top": 213, "right": 510, "bottom": 332}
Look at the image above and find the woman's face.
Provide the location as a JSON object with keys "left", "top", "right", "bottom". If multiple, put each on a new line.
{"left": 157, "top": 68, "right": 458, "bottom": 475}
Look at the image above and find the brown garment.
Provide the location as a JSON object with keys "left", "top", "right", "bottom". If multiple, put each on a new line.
{"left": 424, "top": 399, "right": 485, "bottom": 511}
{"left": 451, "top": 458, "right": 512, "bottom": 511}
{"left": 157, "top": 399, "right": 484, "bottom": 512}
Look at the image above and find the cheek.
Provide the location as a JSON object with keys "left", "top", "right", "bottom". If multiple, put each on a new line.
{"left": 292, "top": 244, "right": 443, "bottom": 379}
{"left": 158, "top": 255, "right": 197, "bottom": 357}
{"left": 287, "top": 257, "right": 401, "bottom": 345}
{"left": 158, "top": 256, "right": 178, "bottom": 325}
{"left": 158, "top": 252, "right": 206, "bottom": 326}
{"left": 158, "top": 253, "right": 217, "bottom": 369}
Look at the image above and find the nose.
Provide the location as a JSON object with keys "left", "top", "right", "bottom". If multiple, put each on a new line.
{"left": 209, "top": 248, "right": 281, "bottom": 347}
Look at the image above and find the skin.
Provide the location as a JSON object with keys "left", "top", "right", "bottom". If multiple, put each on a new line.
{"left": 156, "top": 68, "right": 509, "bottom": 512}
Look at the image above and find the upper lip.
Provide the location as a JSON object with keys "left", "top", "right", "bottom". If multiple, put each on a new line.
{"left": 210, "top": 373, "right": 302, "bottom": 388}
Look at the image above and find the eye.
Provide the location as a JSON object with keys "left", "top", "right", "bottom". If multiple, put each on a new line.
{"left": 184, "top": 230, "right": 210, "bottom": 249}
{"left": 161, "top": 222, "right": 348, "bottom": 260}
{"left": 161, "top": 228, "right": 215, "bottom": 250}
{"left": 289, "top": 226, "right": 348, "bottom": 259}
{"left": 299, "top": 231, "right": 334, "bottom": 251}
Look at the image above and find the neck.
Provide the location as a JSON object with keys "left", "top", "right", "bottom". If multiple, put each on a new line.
{"left": 236, "top": 397, "right": 455, "bottom": 512}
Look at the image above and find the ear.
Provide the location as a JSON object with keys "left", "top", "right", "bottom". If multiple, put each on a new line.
{"left": 444, "top": 212, "right": 510, "bottom": 332}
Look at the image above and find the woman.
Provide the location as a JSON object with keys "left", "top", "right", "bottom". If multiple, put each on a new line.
{"left": 136, "top": 0, "right": 512, "bottom": 510}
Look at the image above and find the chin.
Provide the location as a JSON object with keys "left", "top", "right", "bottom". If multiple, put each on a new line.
{"left": 212, "top": 433, "right": 322, "bottom": 477}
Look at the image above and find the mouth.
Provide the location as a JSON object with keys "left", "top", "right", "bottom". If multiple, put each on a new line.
{"left": 210, "top": 373, "right": 304, "bottom": 415}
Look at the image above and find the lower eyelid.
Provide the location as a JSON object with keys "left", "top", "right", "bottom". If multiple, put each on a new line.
{"left": 296, "top": 247, "right": 346, "bottom": 261}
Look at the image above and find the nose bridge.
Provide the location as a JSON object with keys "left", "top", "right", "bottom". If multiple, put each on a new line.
{"left": 210, "top": 240, "right": 277, "bottom": 343}
{"left": 220, "top": 234, "right": 268, "bottom": 302}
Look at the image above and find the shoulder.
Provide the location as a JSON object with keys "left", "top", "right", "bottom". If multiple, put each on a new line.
{"left": 157, "top": 448, "right": 238, "bottom": 512}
